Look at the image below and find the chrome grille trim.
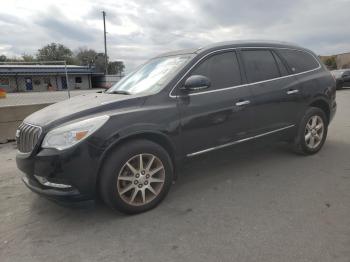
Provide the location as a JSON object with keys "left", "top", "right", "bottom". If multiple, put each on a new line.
{"left": 16, "top": 122, "right": 42, "bottom": 153}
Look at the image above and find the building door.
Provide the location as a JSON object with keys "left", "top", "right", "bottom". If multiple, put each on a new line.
{"left": 25, "top": 78, "right": 33, "bottom": 91}
{"left": 61, "top": 76, "right": 67, "bottom": 89}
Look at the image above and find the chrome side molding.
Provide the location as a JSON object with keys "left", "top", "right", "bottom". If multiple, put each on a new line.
{"left": 187, "top": 125, "right": 295, "bottom": 157}
{"left": 286, "top": 89, "right": 299, "bottom": 95}
{"left": 235, "top": 100, "right": 250, "bottom": 106}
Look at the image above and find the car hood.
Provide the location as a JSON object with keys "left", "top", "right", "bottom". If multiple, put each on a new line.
{"left": 24, "top": 92, "right": 146, "bottom": 128}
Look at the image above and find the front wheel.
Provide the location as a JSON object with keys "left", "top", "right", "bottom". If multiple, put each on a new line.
{"left": 293, "top": 107, "right": 328, "bottom": 155}
{"left": 99, "top": 139, "right": 174, "bottom": 214}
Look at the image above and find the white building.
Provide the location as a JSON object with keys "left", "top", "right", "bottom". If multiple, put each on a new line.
{"left": 0, "top": 65, "right": 95, "bottom": 92}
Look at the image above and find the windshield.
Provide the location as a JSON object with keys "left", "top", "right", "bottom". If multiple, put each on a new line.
{"left": 106, "top": 54, "right": 193, "bottom": 95}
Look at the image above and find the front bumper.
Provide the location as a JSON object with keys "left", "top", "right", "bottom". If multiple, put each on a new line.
{"left": 22, "top": 175, "right": 83, "bottom": 201}
{"left": 16, "top": 141, "right": 103, "bottom": 202}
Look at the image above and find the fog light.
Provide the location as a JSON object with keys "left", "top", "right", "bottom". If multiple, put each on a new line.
{"left": 34, "top": 175, "right": 72, "bottom": 189}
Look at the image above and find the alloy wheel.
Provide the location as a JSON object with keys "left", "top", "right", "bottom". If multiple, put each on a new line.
{"left": 117, "top": 154, "right": 165, "bottom": 206}
{"left": 304, "top": 115, "right": 324, "bottom": 149}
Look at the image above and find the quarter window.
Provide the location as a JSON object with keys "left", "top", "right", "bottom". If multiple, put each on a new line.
{"left": 190, "top": 51, "right": 241, "bottom": 91}
{"left": 278, "top": 49, "right": 319, "bottom": 74}
{"left": 241, "top": 50, "right": 280, "bottom": 83}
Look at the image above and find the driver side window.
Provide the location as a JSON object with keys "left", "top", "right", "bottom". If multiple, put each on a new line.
{"left": 189, "top": 51, "right": 242, "bottom": 92}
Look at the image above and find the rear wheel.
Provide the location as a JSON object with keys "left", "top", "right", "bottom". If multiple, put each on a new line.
{"left": 99, "top": 139, "right": 173, "bottom": 214}
{"left": 293, "top": 107, "right": 328, "bottom": 155}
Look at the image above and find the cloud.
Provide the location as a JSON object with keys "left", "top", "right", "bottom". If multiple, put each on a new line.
{"left": 0, "top": 13, "right": 23, "bottom": 25}
{"left": 35, "top": 6, "right": 97, "bottom": 42}
{"left": 0, "top": 0, "right": 350, "bottom": 71}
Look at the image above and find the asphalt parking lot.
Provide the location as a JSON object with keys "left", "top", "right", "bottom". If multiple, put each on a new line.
{"left": 1, "top": 90, "right": 350, "bottom": 262}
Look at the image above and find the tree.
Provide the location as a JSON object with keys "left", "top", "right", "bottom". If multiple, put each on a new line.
{"left": 21, "top": 53, "right": 35, "bottom": 62}
{"left": 0, "top": 55, "right": 6, "bottom": 62}
{"left": 94, "top": 53, "right": 108, "bottom": 73}
{"left": 323, "top": 56, "right": 337, "bottom": 70}
{"left": 37, "top": 43, "right": 75, "bottom": 64}
{"left": 108, "top": 61, "right": 125, "bottom": 76}
{"left": 75, "top": 48, "right": 98, "bottom": 66}
{"left": 75, "top": 48, "right": 106, "bottom": 73}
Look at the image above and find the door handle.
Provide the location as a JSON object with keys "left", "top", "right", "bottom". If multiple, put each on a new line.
{"left": 235, "top": 100, "right": 250, "bottom": 106}
{"left": 286, "top": 89, "right": 299, "bottom": 95}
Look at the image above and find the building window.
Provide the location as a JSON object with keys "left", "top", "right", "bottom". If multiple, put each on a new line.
{"left": 75, "top": 77, "right": 82, "bottom": 83}
{"left": 44, "top": 78, "right": 51, "bottom": 84}
{"left": 0, "top": 78, "right": 9, "bottom": 88}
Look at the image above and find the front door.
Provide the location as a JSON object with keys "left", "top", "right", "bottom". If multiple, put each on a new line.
{"left": 176, "top": 51, "right": 254, "bottom": 156}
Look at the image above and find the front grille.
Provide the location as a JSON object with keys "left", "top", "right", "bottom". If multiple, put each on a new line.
{"left": 16, "top": 122, "right": 42, "bottom": 153}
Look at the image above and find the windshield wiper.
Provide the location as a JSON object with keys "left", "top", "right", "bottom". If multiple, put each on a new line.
{"left": 107, "top": 90, "right": 131, "bottom": 95}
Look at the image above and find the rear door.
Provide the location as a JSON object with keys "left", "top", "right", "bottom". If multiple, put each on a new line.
{"left": 239, "top": 48, "right": 302, "bottom": 136}
{"left": 176, "top": 51, "right": 255, "bottom": 156}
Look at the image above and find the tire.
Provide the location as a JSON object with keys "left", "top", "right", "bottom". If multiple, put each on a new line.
{"left": 99, "top": 139, "right": 174, "bottom": 214}
{"left": 293, "top": 107, "right": 328, "bottom": 155}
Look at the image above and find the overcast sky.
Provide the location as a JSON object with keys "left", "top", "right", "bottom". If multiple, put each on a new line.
{"left": 1, "top": 0, "right": 350, "bottom": 71}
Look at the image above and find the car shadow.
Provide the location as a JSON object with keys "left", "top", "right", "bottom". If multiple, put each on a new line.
{"left": 24, "top": 135, "right": 349, "bottom": 226}
{"left": 337, "top": 86, "right": 350, "bottom": 91}
{"left": 172, "top": 140, "right": 295, "bottom": 190}
{"left": 27, "top": 140, "right": 293, "bottom": 217}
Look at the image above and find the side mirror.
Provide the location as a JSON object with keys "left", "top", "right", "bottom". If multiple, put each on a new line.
{"left": 182, "top": 75, "right": 211, "bottom": 91}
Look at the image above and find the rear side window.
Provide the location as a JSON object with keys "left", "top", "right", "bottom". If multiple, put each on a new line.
{"left": 190, "top": 51, "right": 241, "bottom": 90}
{"left": 278, "top": 49, "right": 319, "bottom": 74}
{"left": 241, "top": 50, "right": 280, "bottom": 83}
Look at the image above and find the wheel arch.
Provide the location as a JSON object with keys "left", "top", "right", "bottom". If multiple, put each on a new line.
{"left": 309, "top": 97, "right": 330, "bottom": 124}
{"left": 96, "top": 131, "right": 178, "bottom": 191}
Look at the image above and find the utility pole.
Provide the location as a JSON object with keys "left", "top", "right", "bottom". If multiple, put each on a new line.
{"left": 102, "top": 11, "right": 108, "bottom": 75}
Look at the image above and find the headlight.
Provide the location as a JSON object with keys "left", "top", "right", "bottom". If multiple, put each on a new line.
{"left": 42, "top": 115, "right": 109, "bottom": 150}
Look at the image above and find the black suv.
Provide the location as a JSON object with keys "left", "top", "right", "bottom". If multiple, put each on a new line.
{"left": 16, "top": 41, "right": 337, "bottom": 214}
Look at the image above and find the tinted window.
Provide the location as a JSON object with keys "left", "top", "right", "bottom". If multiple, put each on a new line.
{"left": 242, "top": 50, "right": 280, "bottom": 83}
{"left": 272, "top": 51, "right": 288, "bottom": 76}
{"left": 190, "top": 51, "right": 241, "bottom": 90}
{"left": 278, "top": 49, "right": 319, "bottom": 74}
